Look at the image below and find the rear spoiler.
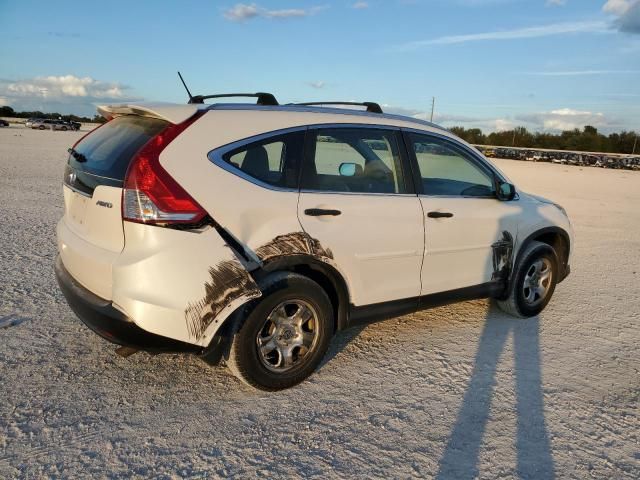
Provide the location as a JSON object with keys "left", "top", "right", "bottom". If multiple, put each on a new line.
{"left": 97, "top": 102, "right": 205, "bottom": 124}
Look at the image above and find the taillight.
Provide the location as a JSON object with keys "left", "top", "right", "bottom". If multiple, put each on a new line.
{"left": 122, "top": 111, "right": 207, "bottom": 226}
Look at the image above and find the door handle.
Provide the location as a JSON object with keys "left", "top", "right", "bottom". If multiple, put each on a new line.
{"left": 304, "top": 208, "right": 342, "bottom": 217}
{"left": 427, "top": 211, "right": 454, "bottom": 218}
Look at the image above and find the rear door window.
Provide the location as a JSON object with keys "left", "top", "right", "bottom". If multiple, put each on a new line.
{"left": 301, "top": 128, "right": 408, "bottom": 194}
{"left": 220, "top": 131, "right": 305, "bottom": 189}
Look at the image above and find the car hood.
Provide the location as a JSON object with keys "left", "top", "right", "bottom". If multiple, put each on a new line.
{"left": 518, "top": 191, "right": 557, "bottom": 205}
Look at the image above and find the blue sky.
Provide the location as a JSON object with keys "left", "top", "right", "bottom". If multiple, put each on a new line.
{"left": 1, "top": 0, "right": 638, "bottom": 132}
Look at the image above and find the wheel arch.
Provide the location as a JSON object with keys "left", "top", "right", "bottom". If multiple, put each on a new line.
{"left": 259, "top": 255, "right": 350, "bottom": 333}
{"left": 495, "top": 226, "right": 570, "bottom": 302}
{"left": 200, "top": 254, "right": 351, "bottom": 365}
{"left": 514, "top": 226, "right": 571, "bottom": 283}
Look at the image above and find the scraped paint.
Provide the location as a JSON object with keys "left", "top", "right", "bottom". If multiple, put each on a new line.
{"left": 185, "top": 231, "right": 333, "bottom": 341}
{"left": 491, "top": 231, "right": 514, "bottom": 281}
{"left": 255, "top": 231, "right": 333, "bottom": 262}
{"left": 184, "top": 259, "right": 261, "bottom": 340}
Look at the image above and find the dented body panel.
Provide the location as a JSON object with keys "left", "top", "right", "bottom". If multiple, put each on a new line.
{"left": 184, "top": 260, "right": 261, "bottom": 341}
{"left": 491, "top": 231, "right": 514, "bottom": 281}
{"left": 111, "top": 222, "right": 260, "bottom": 346}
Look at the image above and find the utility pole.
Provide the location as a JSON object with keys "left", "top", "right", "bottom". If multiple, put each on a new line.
{"left": 633, "top": 133, "right": 638, "bottom": 155}
{"left": 512, "top": 129, "right": 516, "bottom": 147}
{"left": 430, "top": 97, "right": 435, "bottom": 123}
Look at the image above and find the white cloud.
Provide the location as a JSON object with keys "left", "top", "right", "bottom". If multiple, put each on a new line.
{"left": 494, "top": 118, "right": 516, "bottom": 131}
{"left": 308, "top": 80, "right": 326, "bottom": 89}
{"left": 223, "top": 3, "right": 260, "bottom": 21}
{"left": 437, "top": 115, "right": 517, "bottom": 132}
{"left": 604, "top": 0, "right": 633, "bottom": 15}
{"left": 392, "top": 20, "right": 609, "bottom": 50}
{"left": 352, "top": 1, "right": 369, "bottom": 9}
{"left": 545, "top": 110, "right": 605, "bottom": 130}
{"left": 223, "top": 3, "right": 327, "bottom": 22}
{"left": 383, "top": 106, "right": 517, "bottom": 132}
{"left": 546, "top": 0, "right": 567, "bottom": 6}
{"left": 3, "top": 75, "right": 127, "bottom": 99}
{"left": 603, "top": 0, "right": 640, "bottom": 33}
{"left": 517, "top": 108, "right": 612, "bottom": 131}
{"left": 264, "top": 8, "right": 309, "bottom": 19}
{"left": 0, "top": 75, "right": 136, "bottom": 115}
{"left": 383, "top": 103, "right": 626, "bottom": 133}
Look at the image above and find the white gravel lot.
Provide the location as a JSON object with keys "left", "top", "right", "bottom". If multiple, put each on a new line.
{"left": 0, "top": 126, "right": 638, "bottom": 479}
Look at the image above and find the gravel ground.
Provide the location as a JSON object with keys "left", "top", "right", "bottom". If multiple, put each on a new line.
{"left": 0, "top": 126, "right": 638, "bottom": 479}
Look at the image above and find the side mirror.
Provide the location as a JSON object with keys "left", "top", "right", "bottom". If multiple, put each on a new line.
{"left": 496, "top": 181, "right": 516, "bottom": 201}
{"left": 339, "top": 162, "right": 357, "bottom": 177}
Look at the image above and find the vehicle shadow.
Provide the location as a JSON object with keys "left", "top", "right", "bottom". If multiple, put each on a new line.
{"left": 436, "top": 303, "right": 555, "bottom": 479}
{"left": 317, "top": 324, "right": 367, "bottom": 370}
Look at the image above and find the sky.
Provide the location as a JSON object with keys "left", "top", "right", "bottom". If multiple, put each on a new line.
{"left": 0, "top": 0, "right": 638, "bottom": 133}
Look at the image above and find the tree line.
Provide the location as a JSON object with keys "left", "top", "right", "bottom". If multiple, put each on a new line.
{"left": 0, "top": 106, "right": 105, "bottom": 124}
{"left": 449, "top": 125, "right": 638, "bottom": 155}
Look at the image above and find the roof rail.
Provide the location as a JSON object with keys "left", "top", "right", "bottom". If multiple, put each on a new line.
{"left": 292, "top": 101, "right": 383, "bottom": 114}
{"left": 188, "top": 92, "right": 279, "bottom": 106}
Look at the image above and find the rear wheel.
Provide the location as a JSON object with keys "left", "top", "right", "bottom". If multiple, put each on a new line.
{"left": 226, "top": 272, "right": 333, "bottom": 390}
{"left": 39, "top": 125, "right": 45, "bottom": 130}
{"left": 497, "top": 241, "right": 558, "bottom": 318}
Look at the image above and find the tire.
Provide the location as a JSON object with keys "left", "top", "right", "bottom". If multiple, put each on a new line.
{"left": 496, "top": 241, "right": 558, "bottom": 318}
{"left": 39, "top": 125, "right": 45, "bottom": 130}
{"left": 226, "top": 272, "right": 334, "bottom": 390}
{"left": 61, "top": 126, "right": 68, "bottom": 131}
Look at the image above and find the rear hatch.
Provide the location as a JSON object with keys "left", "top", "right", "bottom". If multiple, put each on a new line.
{"left": 59, "top": 115, "right": 168, "bottom": 298}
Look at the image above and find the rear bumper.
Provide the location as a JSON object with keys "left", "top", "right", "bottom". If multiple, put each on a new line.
{"left": 55, "top": 256, "right": 200, "bottom": 353}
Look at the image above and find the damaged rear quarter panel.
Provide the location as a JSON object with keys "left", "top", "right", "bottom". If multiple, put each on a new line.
{"left": 181, "top": 230, "right": 338, "bottom": 344}
{"left": 112, "top": 222, "right": 260, "bottom": 347}
{"left": 184, "top": 259, "right": 262, "bottom": 342}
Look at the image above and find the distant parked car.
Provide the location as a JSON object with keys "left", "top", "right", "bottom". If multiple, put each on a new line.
{"left": 0, "top": 119, "right": 9, "bottom": 127}
{"left": 25, "top": 118, "right": 41, "bottom": 128}
{"left": 32, "top": 119, "right": 77, "bottom": 131}
{"left": 31, "top": 119, "right": 52, "bottom": 130}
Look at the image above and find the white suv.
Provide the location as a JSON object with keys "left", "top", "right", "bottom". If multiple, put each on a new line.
{"left": 55, "top": 95, "right": 573, "bottom": 390}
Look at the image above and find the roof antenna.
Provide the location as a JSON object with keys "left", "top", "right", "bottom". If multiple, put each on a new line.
{"left": 177, "top": 71, "right": 195, "bottom": 104}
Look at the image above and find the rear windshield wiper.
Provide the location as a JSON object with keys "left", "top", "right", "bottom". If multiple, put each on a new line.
{"left": 67, "top": 148, "right": 87, "bottom": 163}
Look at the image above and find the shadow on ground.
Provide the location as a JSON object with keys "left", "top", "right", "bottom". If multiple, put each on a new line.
{"left": 436, "top": 303, "right": 555, "bottom": 479}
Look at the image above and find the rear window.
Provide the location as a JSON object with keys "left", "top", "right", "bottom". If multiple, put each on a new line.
{"left": 71, "top": 115, "right": 168, "bottom": 180}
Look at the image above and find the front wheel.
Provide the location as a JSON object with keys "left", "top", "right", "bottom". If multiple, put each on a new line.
{"left": 496, "top": 241, "right": 558, "bottom": 318}
{"left": 226, "top": 272, "right": 334, "bottom": 390}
